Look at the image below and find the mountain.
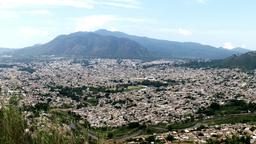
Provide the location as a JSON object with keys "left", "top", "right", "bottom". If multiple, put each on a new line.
{"left": 231, "top": 47, "right": 251, "bottom": 53}
{"left": 13, "top": 30, "right": 250, "bottom": 60}
{"left": 0, "top": 48, "right": 15, "bottom": 54}
{"left": 95, "top": 29, "right": 247, "bottom": 59}
{"left": 14, "top": 32, "right": 152, "bottom": 59}
{"left": 215, "top": 51, "right": 256, "bottom": 70}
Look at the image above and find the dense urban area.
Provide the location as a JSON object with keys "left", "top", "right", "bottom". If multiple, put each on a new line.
{"left": 1, "top": 57, "right": 256, "bottom": 143}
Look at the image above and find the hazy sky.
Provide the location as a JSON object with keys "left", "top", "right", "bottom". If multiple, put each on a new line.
{"left": 0, "top": 0, "right": 255, "bottom": 49}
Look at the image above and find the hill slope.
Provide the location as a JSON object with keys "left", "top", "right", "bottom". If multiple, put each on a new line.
{"left": 231, "top": 47, "right": 251, "bottom": 53}
{"left": 95, "top": 29, "right": 249, "bottom": 59}
{"left": 13, "top": 30, "right": 250, "bottom": 60}
{"left": 216, "top": 52, "right": 256, "bottom": 70}
{"left": 15, "top": 32, "right": 152, "bottom": 59}
{"left": 0, "top": 48, "right": 15, "bottom": 54}
{"left": 182, "top": 51, "right": 256, "bottom": 70}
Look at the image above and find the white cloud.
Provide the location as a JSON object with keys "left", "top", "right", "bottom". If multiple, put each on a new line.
{"left": 22, "top": 10, "right": 52, "bottom": 16}
{"left": 95, "top": 0, "right": 140, "bottom": 8}
{"left": 178, "top": 28, "right": 192, "bottom": 36}
{"left": 108, "top": 27, "right": 119, "bottom": 32}
{"left": 118, "top": 17, "right": 147, "bottom": 23}
{"left": 0, "top": 0, "right": 140, "bottom": 9}
{"left": 0, "top": 0, "right": 94, "bottom": 9}
{"left": 223, "top": 42, "right": 235, "bottom": 49}
{"left": 20, "top": 27, "right": 49, "bottom": 37}
{"left": 75, "top": 15, "right": 116, "bottom": 31}
{"left": 240, "top": 44, "right": 246, "bottom": 48}
{"left": 195, "top": 0, "right": 208, "bottom": 4}
{"left": 75, "top": 14, "right": 148, "bottom": 32}
{"left": 0, "top": 0, "right": 140, "bottom": 20}
{"left": 0, "top": 9, "right": 51, "bottom": 19}
{"left": 0, "top": 10, "right": 18, "bottom": 18}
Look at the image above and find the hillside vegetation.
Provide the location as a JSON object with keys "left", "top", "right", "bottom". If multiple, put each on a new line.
{"left": 181, "top": 52, "right": 256, "bottom": 71}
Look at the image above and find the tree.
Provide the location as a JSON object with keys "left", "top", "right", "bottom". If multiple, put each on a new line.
{"left": 166, "top": 134, "right": 175, "bottom": 141}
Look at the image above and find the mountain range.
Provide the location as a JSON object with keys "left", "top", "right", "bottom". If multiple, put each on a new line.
{"left": 14, "top": 32, "right": 152, "bottom": 59}
{"left": 0, "top": 48, "right": 15, "bottom": 54}
{"left": 95, "top": 30, "right": 250, "bottom": 59}
{"left": 8, "top": 29, "right": 251, "bottom": 59}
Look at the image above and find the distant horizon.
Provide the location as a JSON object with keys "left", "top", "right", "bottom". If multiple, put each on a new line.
{"left": 0, "top": 0, "right": 255, "bottom": 50}
{"left": 0, "top": 29, "right": 251, "bottom": 51}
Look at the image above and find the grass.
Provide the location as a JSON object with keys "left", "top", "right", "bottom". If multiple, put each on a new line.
{"left": 167, "top": 121, "right": 198, "bottom": 130}
{"left": 0, "top": 104, "right": 97, "bottom": 144}
{"left": 126, "top": 85, "right": 145, "bottom": 91}
{"left": 107, "top": 85, "right": 144, "bottom": 92}
{"left": 197, "top": 99, "right": 256, "bottom": 116}
{"left": 204, "top": 114, "right": 256, "bottom": 125}
{"left": 0, "top": 106, "right": 31, "bottom": 144}
{"left": 86, "top": 97, "right": 99, "bottom": 106}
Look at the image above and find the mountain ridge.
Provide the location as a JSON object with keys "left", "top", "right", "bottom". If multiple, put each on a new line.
{"left": 14, "top": 32, "right": 152, "bottom": 59}
{"left": 95, "top": 29, "right": 250, "bottom": 59}
{"left": 10, "top": 29, "right": 251, "bottom": 60}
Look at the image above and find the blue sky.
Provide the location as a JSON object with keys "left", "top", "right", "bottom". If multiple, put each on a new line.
{"left": 0, "top": 0, "right": 255, "bottom": 49}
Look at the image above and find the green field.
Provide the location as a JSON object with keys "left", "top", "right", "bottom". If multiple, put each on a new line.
{"left": 127, "top": 85, "right": 145, "bottom": 91}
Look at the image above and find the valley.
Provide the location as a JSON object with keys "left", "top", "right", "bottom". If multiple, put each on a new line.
{"left": 1, "top": 57, "right": 256, "bottom": 143}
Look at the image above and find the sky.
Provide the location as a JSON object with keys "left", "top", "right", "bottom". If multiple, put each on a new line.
{"left": 0, "top": 0, "right": 255, "bottom": 50}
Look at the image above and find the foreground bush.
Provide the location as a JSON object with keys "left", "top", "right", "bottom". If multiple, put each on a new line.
{"left": 0, "top": 105, "right": 89, "bottom": 144}
{"left": 0, "top": 106, "right": 32, "bottom": 144}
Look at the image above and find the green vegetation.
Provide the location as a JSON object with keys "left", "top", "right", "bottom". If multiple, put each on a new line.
{"left": 33, "top": 130, "right": 77, "bottom": 144}
{"left": 93, "top": 122, "right": 146, "bottom": 140}
{"left": 165, "top": 113, "right": 256, "bottom": 133}
{"left": 0, "top": 64, "right": 15, "bottom": 68}
{"left": 180, "top": 52, "right": 256, "bottom": 71}
{"left": 166, "top": 134, "right": 176, "bottom": 141}
{"left": 197, "top": 99, "right": 256, "bottom": 116}
{"left": 0, "top": 105, "right": 86, "bottom": 144}
{"left": 165, "top": 79, "right": 181, "bottom": 85}
{"left": 178, "top": 60, "right": 220, "bottom": 69}
{"left": 88, "top": 84, "right": 144, "bottom": 93}
{"left": 88, "top": 99, "right": 256, "bottom": 142}
{"left": 49, "top": 84, "right": 145, "bottom": 104}
{"left": 0, "top": 96, "right": 106, "bottom": 144}
{"left": 25, "top": 102, "right": 50, "bottom": 112}
{"left": 86, "top": 97, "right": 99, "bottom": 106}
{"left": 204, "top": 114, "right": 256, "bottom": 125}
{"left": 2, "top": 97, "right": 256, "bottom": 144}
{"left": 138, "top": 80, "right": 168, "bottom": 87}
{"left": 167, "top": 121, "right": 197, "bottom": 131}
{"left": 9, "top": 95, "right": 21, "bottom": 105}
{"left": 18, "top": 67, "right": 36, "bottom": 73}
{"left": 72, "top": 59, "right": 90, "bottom": 67}
{"left": 55, "top": 85, "right": 85, "bottom": 101}
{"left": 126, "top": 85, "right": 145, "bottom": 91}
{"left": 0, "top": 106, "right": 31, "bottom": 144}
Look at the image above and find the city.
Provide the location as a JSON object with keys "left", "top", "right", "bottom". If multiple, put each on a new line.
{"left": 1, "top": 57, "right": 256, "bottom": 143}
{"left": 0, "top": 0, "right": 256, "bottom": 143}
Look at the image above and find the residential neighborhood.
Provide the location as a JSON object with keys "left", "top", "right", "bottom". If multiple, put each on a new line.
{"left": 0, "top": 58, "right": 256, "bottom": 143}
